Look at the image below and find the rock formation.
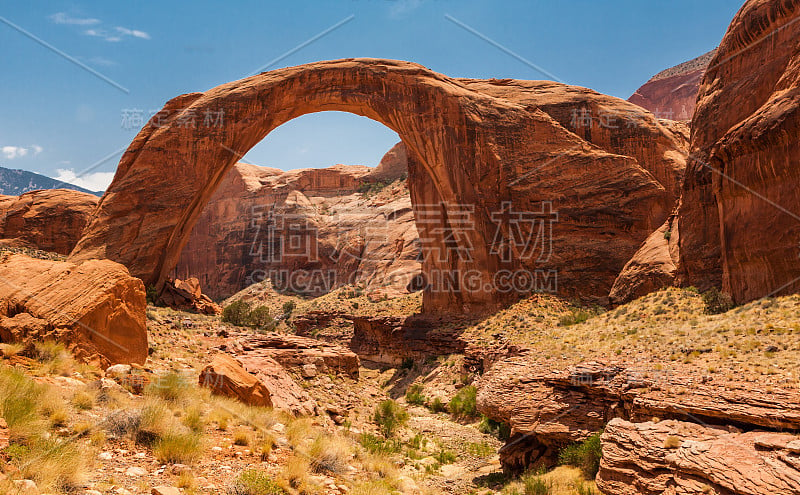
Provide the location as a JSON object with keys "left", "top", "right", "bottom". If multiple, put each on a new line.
{"left": 71, "top": 59, "right": 687, "bottom": 312}
{"left": 598, "top": 418, "right": 800, "bottom": 495}
{"left": 234, "top": 332, "right": 360, "bottom": 378}
{"left": 476, "top": 356, "right": 800, "bottom": 474}
{"left": 677, "top": 0, "right": 800, "bottom": 301}
{"left": 199, "top": 353, "right": 315, "bottom": 415}
{"left": 0, "top": 189, "right": 98, "bottom": 255}
{"left": 628, "top": 49, "right": 717, "bottom": 121}
{"left": 157, "top": 277, "right": 221, "bottom": 315}
{"left": 173, "top": 158, "right": 419, "bottom": 300}
{"left": 0, "top": 253, "right": 148, "bottom": 366}
{"left": 609, "top": 217, "right": 680, "bottom": 305}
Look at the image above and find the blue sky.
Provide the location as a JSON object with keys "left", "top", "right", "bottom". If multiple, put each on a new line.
{"left": 1, "top": 0, "right": 743, "bottom": 191}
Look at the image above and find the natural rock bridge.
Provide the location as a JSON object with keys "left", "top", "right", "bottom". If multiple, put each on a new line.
{"left": 69, "top": 58, "right": 686, "bottom": 313}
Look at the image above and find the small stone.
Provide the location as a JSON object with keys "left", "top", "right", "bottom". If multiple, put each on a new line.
{"left": 151, "top": 487, "right": 181, "bottom": 495}
{"left": 134, "top": 452, "right": 146, "bottom": 458}
{"left": 211, "top": 446, "right": 223, "bottom": 452}
{"left": 124, "top": 466, "right": 147, "bottom": 477}
{"left": 300, "top": 363, "right": 318, "bottom": 378}
{"left": 13, "top": 479, "right": 38, "bottom": 494}
{"left": 85, "top": 491, "right": 103, "bottom": 495}
{"left": 98, "top": 451, "right": 113, "bottom": 460}
{"left": 106, "top": 364, "right": 132, "bottom": 378}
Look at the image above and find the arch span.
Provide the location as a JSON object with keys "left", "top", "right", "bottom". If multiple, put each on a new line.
{"left": 70, "top": 59, "right": 685, "bottom": 313}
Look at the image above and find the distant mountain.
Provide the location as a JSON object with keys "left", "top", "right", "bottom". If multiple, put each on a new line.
{"left": 0, "top": 166, "right": 101, "bottom": 196}
{"left": 628, "top": 49, "right": 717, "bottom": 121}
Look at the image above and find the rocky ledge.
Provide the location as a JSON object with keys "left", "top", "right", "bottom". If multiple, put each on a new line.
{"left": 476, "top": 354, "right": 800, "bottom": 485}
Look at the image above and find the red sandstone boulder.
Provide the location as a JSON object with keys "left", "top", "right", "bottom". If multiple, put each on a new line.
{"left": 199, "top": 354, "right": 272, "bottom": 407}
{"left": 0, "top": 253, "right": 147, "bottom": 366}
{"left": 0, "top": 189, "right": 98, "bottom": 255}
{"left": 158, "top": 277, "right": 221, "bottom": 315}
{"left": 628, "top": 49, "right": 717, "bottom": 121}
{"left": 200, "top": 353, "right": 315, "bottom": 416}
{"left": 677, "top": 0, "right": 800, "bottom": 301}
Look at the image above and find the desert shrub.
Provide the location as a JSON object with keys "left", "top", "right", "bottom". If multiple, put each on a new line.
{"left": 154, "top": 431, "right": 203, "bottom": 464}
{"left": 228, "top": 468, "right": 285, "bottom": 495}
{"left": 434, "top": 448, "right": 457, "bottom": 464}
{"left": 702, "top": 287, "right": 735, "bottom": 314}
{"left": 145, "top": 284, "right": 160, "bottom": 305}
{"left": 182, "top": 404, "right": 205, "bottom": 433}
{"left": 6, "top": 437, "right": 86, "bottom": 491}
{"left": 373, "top": 400, "right": 408, "bottom": 437}
{"left": 357, "top": 179, "right": 393, "bottom": 196}
{"left": 233, "top": 428, "right": 251, "bottom": 446}
{"left": 308, "top": 434, "right": 351, "bottom": 474}
{"left": 0, "top": 365, "right": 44, "bottom": 440}
{"left": 282, "top": 300, "right": 296, "bottom": 316}
{"left": 33, "top": 340, "right": 73, "bottom": 375}
{"left": 522, "top": 472, "right": 553, "bottom": 495}
{"left": 249, "top": 306, "right": 275, "bottom": 330}
{"left": 359, "top": 432, "right": 402, "bottom": 454}
{"left": 146, "top": 371, "right": 192, "bottom": 402}
{"left": 478, "top": 415, "right": 511, "bottom": 440}
{"left": 223, "top": 300, "right": 252, "bottom": 326}
{"left": 72, "top": 389, "right": 95, "bottom": 410}
{"left": 405, "top": 383, "right": 426, "bottom": 405}
{"left": 429, "top": 396, "right": 447, "bottom": 413}
{"left": 449, "top": 385, "right": 478, "bottom": 419}
{"left": 559, "top": 431, "right": 602, "bottom": 479}
{"left": 559, "top": 307, "right": 593, "bottom": 327}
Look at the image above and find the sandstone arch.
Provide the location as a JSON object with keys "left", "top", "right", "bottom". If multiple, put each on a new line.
{"left": 71, "top": 58, "right": 686, "bottom": 313}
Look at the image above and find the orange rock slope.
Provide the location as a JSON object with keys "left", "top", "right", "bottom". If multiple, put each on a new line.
{"left": 70, "top": 59, "right": 687, "bottom": 313}
{"left": 677, "top": 0, "right": 800, "bottom": 302}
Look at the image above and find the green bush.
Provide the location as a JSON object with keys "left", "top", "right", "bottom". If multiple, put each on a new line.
{"left": 249, "top": 306, "right": 275, "bottom": 330}
{"left": 282, "top": 300, "right": 296, "bottom": 316}
{"left": 478, "top": 415, "right": 511, "bottom": 440}
{"left": 449, "top": 385, "right": 478, "bottom": 419}
{"left": 522, "top": 472, "right": 553, "bottom": 495}
{"left": 372, "top": 400, "right": 408, "bottom": 438}
{"left": 405, "top": 384, "right": 426, "bottom": 406}
{"left": 223, "top": 301, "right": 252, "bottom": 326}
{"left": 429, "top": 397, "right": 447, "bottom": 413}
{"left": 559, "top": 431, "right": 602, "bottom": 479}
{"left": 359, "top": 432, "right": 402, "bottom": 454}
{"left": 153, "top": 431, "right": 203, "bottom": 464}
{"left": 434, "top": 448, "right": 457, "bottom": 464}
{"left": 701, "top": 287, "right": 734, "bottom": 315}
{"left": 231, "top": 468, "right": 285, "bottom": 494}
{"left": 559, "top": 307, "right": 593, "bottom": 326}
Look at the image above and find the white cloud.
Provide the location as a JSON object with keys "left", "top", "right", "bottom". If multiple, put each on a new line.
{"left": 49, "top": 12, "right": 101, "bottom": 26}
{"left": 53, "top": 168, "right": 115, "bottom": 192}
{"left": 2, "top": 145, "right": 42, "bottom": 160}
{"left": 115, "top": 26, "right": 150, "bottom": 40}
{"left": 389, "top": 0, "right": 423, "bottom": 18}
{"left": 84, "top": 26, "right": 150, "bottom": 42}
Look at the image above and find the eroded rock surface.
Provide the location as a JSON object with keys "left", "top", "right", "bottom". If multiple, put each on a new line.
{"left": 677, "top": 0, "right": 800, "bottom": 301}
{"left": 0, "top": 189, "right": 98, "bottom": 254}
{"left": 158, "top": 277, "right": 221, "bottom": 315}
{"left": 598, "top": 418, "right": 800, "bottom": 495}
{"left": 0, "top": 253, "right": 147, "bottom": 366}
{"left": 476, "top": 356, "right": 800, "bottom": 473}
{"left": 235, "top": 332, "right": 360, "bottom": 378}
